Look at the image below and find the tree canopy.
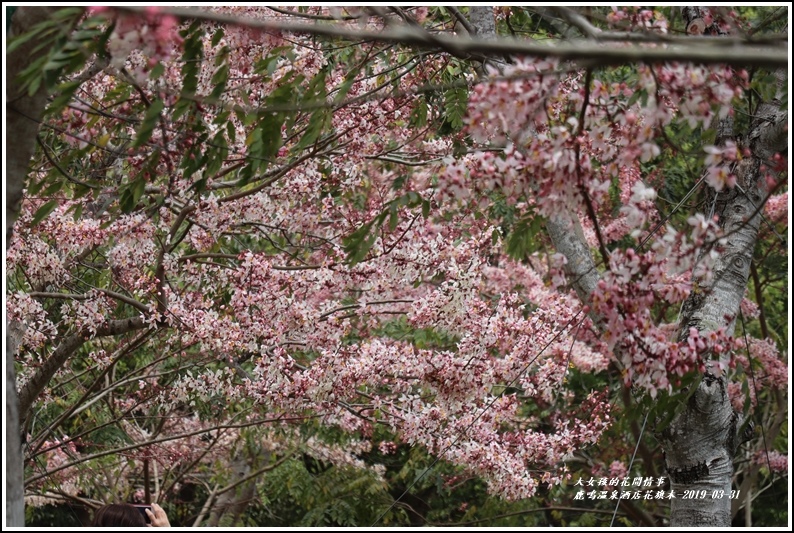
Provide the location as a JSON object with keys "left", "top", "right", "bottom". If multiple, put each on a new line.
{"left": 5, "top": 6, "right": 789, "bottom": 527}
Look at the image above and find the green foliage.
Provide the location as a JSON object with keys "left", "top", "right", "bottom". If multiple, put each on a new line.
{"left": 377, "top": 316, "right": 458, "bottom": 350}
{"left": 342, "top": 191, "right": 430, "bottom": 265}
{"left": 30, "top": 199, "right": 60, "bottom": 227}
{"left": 179, "top": 20, "right": 205, "bottom": 97}
{"left": 132, "top": 99, "right": 164, "bottom": 149}
{"left": 443, "top": 87, "right": 468, "bottom": 132}
{"left": 9, "top": 8, "right": 109, "bottom": 99}
{"left": 254, "top": 455, "right": 390, "bottom": 526}
{"left": 27, "top": 504, "right": 87, "bottom": 527}
{"left": 505, "top": 215, "right": 546, "bottom": 261}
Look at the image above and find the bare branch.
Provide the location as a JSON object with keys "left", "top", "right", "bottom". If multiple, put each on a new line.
{"left": 445, "top": 6, "right": 475, "bottom": 36}
{"left": 18, "top": 316, "right": 149, "bottom": 417}
{"left": 112, "top": 6, "right": 787, "bottom": 69}
{"left": 24, "top": 416, "right": 305, "bottom": 486}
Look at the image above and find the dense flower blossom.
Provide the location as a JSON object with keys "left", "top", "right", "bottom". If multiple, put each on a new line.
{"left": 10, "top": 6, "right": 785, "bottom": 510}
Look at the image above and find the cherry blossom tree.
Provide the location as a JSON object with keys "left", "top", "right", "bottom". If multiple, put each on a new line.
{"left": 5, "top": 6, "right": 788, "bottom": 527}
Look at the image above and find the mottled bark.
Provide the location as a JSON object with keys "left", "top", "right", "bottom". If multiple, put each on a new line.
{"left": 665, "top": 63, "right": 786, "bottom": 527}
{"left": 545, "top": 213, "right": 600, "bottom": 307}
{"left": 6, "top": 322, "right": 26, "bottom": 527}
{"left": 468, "top": 6, "right": 496, "bottom": 39}
{"left": 659, "top": 374, "right": 736, "bottom": 526}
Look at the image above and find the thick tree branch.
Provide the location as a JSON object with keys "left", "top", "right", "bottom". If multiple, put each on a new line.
{"left": 28, "top": 290, "right": 151, "bottom": 314}
{"left": 445, "top": 7, "right": 475, "bottom": 36}
{"left": 17, "top": 316, "right": 149, "bottom": 419}
{"left": 24, "top": 415, "right": 300, "bottom": 486}
{"left": 545, "top": 214, "right": 600, "bottom": 304}
{"left": 114, "top": 6, "right": 788, "bottom": 69}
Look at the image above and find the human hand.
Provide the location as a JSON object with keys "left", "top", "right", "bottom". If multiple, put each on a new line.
{"left": 145, "top": 503, "right": 171, "bottom": 527}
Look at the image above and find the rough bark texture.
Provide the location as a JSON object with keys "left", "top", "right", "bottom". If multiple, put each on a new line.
{"left": 659, "top": 374, "right": 736, "bottom": 526}
{"left": 663, "top": 64, "right": 786, "bottom": 527}
{"left": 6, "top": 7, "right": 62, "bottom": 526}
{"left": 6, "top": 7, "right": 58, "bottom": 244}
{"left": 676, "top": 159, "right": 771, "bottom": 342}
{"left": 207, "top": 455, "right": 257, "bottom": 527}
{"left": 6, "top": 323, "right": 27, "bottom": 527}
{"left": 545, "top": 213, "right": 600, "bottom": 306}
{"left": 468, "top": 6, "right": 496, "bottom": 40}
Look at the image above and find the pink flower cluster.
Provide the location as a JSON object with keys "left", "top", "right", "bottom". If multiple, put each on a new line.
{"left": 90, "top": 7, "right": 182, "bottom": 71}
{"left": 466, "top": 57, "right": 561, "bottom": 145}
{"left": 753, "top": 450, "right": 788, "bottom": 473}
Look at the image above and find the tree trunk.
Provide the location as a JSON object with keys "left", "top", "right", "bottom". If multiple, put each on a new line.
{"left": 6, "top": 7, "right": 83, "bottom": 525}
{"left": 6, "top": 7, "right": 65, "bottom": 526}
{"left": 658, "top": 374, "right": 737, "bottom": 526}
{"left": 470, "top": 6, "right": 787, "bottom": 528}
{"left": 5, "top": 323, "right": 26, "bottom": 527}
{"left": 660, "top": 72, "right": 786, "bottom": 526}
{"left": 468, "top": 6, "right": 496, "bottom": 39}
{"left": 207, "top": 455, "right": 256, "bottom": 527}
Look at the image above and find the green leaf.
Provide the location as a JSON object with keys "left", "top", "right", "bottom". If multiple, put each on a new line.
{"left": 132, "top": 99, "right": 164, "bottom": 148}
{"left": 343, "top": 220, "right": 377, "bottom": 265}
{"left": 45, "top": 79, "right": 83, "bottom": 116}
{"left": 443, "top": 87, "right": 468, "bottom": 131}
{"left": 211, "top": 27, "right": 225, "bottom": 47}
{"left": 180, "top": 23, "right": 204, "bottom": 96}
{"left": 132, "top": 176, "right": 146, "bottom": 204}
{"left": 209, "top": 63, "right": 230, "bottom": 100}
{"left": 171, "top": 98, "right": 191, "bottom": 122}
{"left": 258, "top": 112, "right": 284, "bottom": 159}
{"left": 294, "top": 109, "right": 329, "bottom": 153}
{"left": 70, "top": 202, "right": 83, "bottom": 221}
{"left": 51, "top": 7, "right": 84, "bottom": 21}
{"left": 237, "top": 163, "right": 255, "bottom": 185}
{"left": 26, "top": 74, "right": 42, "bottom": 97}
{"left": 269, "top": 83, "right": 296, "bottom": 107}
{"left": 505, "top": 215, "right": 544, "bottom": 260}
{"left": 6, "top": 24, "right": 56, "bottom": 55}
{"left": 205, "top": 131, "right": 228, "bottom": 177}
{"left": 26, "top": 177, "right": 47, "bottom": 196}
{"left": 305, "top": 68, "right": 328, "bottom": 99}
{"left": 627, "top": 88, "right": 645, "bottom": 108}
{"left": 31, "top": 199, "right": 59, "bottom": 226}
{"left": 334, "top": 76, "right": 356, "bottom": 104}
{"left": 42, "top": 179, "right": 65, "bottom": 197}
{"left": 119, "top": 176, "right": 146, "bottom": 214}
{"left": 226, "top": 120, "right": 236, "bottom": 145}
{"left": 236, "top": 108, "right": 256, "bottom": 127}
{"left": 410, "top": 100, "right": 428, "bottom": 128}
{"left": 149, "top": 62, "right": 165, "bottom": 80}
{"left": 43, "top": 47, "right": 82, "bottom": 72}
{"left": 388, "top": 203, "right": 399, "bottom": 231}
{"left": 119, "top": 189, "right": 135, "bottom": 213}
